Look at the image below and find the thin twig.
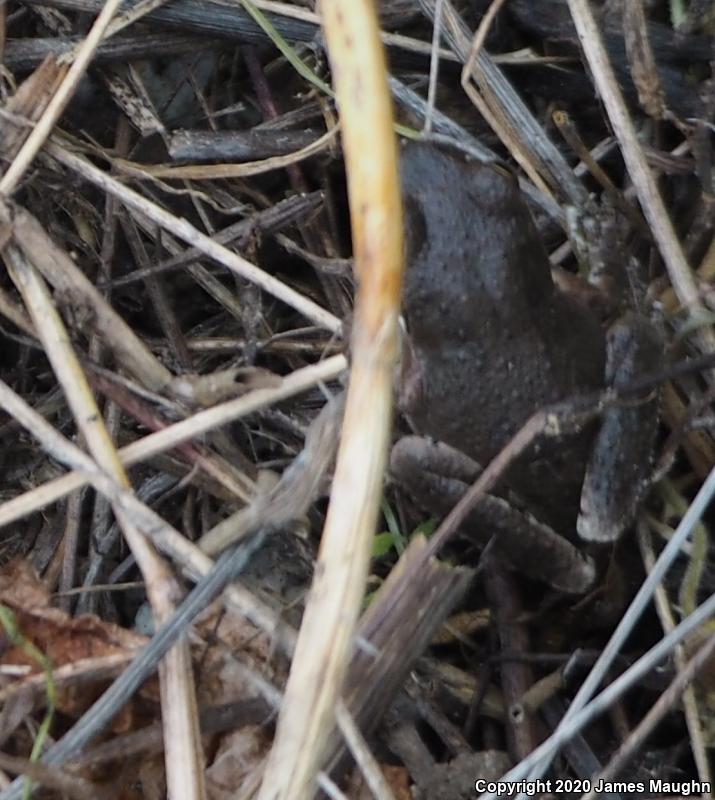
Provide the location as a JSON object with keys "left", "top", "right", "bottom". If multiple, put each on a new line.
{"left": 3, "top": 247, "right": 205, "bottom": 800}
{"left": 335, "top": 701, "right": 397, "bottom": 800}
{"left": 584, "top": 630, "right": 715, "bottom": 796}
{"left": 461, "top": 0, "right": 509, "bottom": 87}
{"left": 424, "top": 0, "right": 445, "bottom": 133}
{"left": 0, "top": 355, "right": 347, "bottom": 528}
{"left": 122, "top": 124, "right": 339, "bottom": 180}
{"left": 0, "top": 752, "right": 107, "bottom": 800}
{"left": 0, "top": 535, "right": 267, "bottom": 800}
{"left": 636, "top": 523, "right": 711, "bottom": 791}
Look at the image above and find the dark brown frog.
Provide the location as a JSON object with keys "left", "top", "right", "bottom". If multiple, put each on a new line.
{"left": 391, "top": 140, "right": 661, "bottom": 593}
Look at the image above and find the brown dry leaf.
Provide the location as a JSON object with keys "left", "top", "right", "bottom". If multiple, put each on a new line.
{"left": 206, "top": 724, "right": 270, "bottom": 800}
{"left": 0, "top": 557, "right": 48, "bottom": 609}
{"left": 110, "top": 752, "right": 166, "bottom": 800}
{"left": 381, "top": 765, "right": 414, "bottom": 800}
{"left": 0, "top": 558, "right": 149, "bottom": 725}
{"left": 193, "top": 600, "right": 286, "bottom": 709}
{"left": 0, "top": 558, "right": 148, "bottom": 665}
{"left": 431, "top": 609, "right": 491, "bottom": 646}
{"left": 348, "top": 764, "right": 414, "bottom": 799}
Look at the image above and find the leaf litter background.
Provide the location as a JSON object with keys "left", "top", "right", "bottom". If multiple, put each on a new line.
{"left": 0, "top": 0, "right": 713, "bottom": 798}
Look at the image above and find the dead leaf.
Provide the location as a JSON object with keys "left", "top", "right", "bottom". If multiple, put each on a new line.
{"left": 0, "top": 559, "right": 149, "bottom": 725}
{"left": 206, "top": 725, "right": 270, "bottom": 800}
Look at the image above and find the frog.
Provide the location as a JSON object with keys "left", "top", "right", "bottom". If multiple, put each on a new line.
{"left": 390, "top": 140, "right": 661, "bottom": 594}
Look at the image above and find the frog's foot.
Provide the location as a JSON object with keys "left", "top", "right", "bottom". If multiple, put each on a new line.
{"left": 391, "top": 437, "right": 596, "bottom": 594}
{"left": 578, "top": 313, "right": 662, "bottom": 542}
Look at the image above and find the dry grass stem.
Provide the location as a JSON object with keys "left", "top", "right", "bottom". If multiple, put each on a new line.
{"left": 7, "top": 202, "right": 174, "bottom": 393}
{"left": 198, "top": 393, "right": 344, "bottom": 555}
{"left": 481, "top": 467, "right": 715, "bottom": 796}
{"left": 417, "top": 0, "right": 588, "bottom": 203}
{"left": 462, "top": 0, "right": 509, "bottom": 88}
{"left": 101, "top": 0, "right": 180, "bottom": 42}
{"left": 0, "top": 653, "right": 137, "bottom": 705}
{"left": 0, "top": 372, "right": 296, "bottom": 682}
{"left": 585, "top": 630, "right": 715, "bottom": 797}
{"left": 0, "top": 752, "right": 106, "bottom": 800}
{"left": 125, "top": 123, "right": 339, "bottom": 180}
{"left": 636, "top": 524, "right": 711, "bottom": 789}
{"left": 0, "top": 284, "right": 33, "bottom": 334}
{"left": 0, "top": 0, "right": 709, "bottom": 794}
{"left": 256, "top": 0, "right": 403, "bottom": 794}
{"left": 335, "top": 701, "right": 396, "bottom": 800}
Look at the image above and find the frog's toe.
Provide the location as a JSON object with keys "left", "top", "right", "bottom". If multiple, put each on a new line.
{"left": 577, "top": 497, "right": 625, "bottom": 543}
{"left": 577, "top": 408, "right": 656, "bottom": 542}
{"left": 577, "top": 436, "right": 652, "bottom": 543}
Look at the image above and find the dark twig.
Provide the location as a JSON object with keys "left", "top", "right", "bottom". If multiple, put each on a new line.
{"left": 483, "top": 558, "right": 540, "bottom": 762}
{"left": 20, "top": 0, "right": 317, "bottom": 46}
{"left": 4, "top": 33, "right": 214, "bottom": 71}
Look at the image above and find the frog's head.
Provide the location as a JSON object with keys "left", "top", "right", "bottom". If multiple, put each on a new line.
{"left": 400, "top": 139, "right": 555, "bottom": 340}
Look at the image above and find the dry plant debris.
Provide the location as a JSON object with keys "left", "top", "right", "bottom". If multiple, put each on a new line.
{"left": 0, "top": 0, "right": 711, "bottom": 798}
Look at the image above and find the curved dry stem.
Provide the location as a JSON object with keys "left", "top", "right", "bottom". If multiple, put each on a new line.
{"left": 0, "top": 0, "right": 123, "bottom": 195}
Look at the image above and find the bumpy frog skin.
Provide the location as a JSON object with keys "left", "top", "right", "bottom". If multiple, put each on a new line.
{"left": 391, "top": 141, "right": 661, "bottom": 593}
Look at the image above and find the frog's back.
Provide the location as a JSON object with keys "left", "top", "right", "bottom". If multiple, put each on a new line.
{"left": 400, "top": 141, "right": 606, "bottom": 504}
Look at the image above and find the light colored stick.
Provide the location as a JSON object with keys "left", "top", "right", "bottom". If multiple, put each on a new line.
{"left": 479, "top": 465, "right": 715, "bottom": 798}
{"left": 125, "top": 124, "right": 340, "bottom": 180}
{"left": 636, "top": 524, "right": 711, "bottom": 791}
{"left": 8, "top": 203, "right": 173, "bottom": 393}
{"left": 461, "top": 0, "right": 509, "bottom": 93}
{"left": 336, "top": 701, "right": 396, "bottom": 800}
{"left": 256, "top": 0, "right": 404, "bottom": 795}
{"left": 0, "top": 653, "right": 136, "bottom": 705}
{"left": 0, "top": 375, "right": 296, "bottom": 661}
{"left": 419, "top": 0, "right": 587, "bottom": 203}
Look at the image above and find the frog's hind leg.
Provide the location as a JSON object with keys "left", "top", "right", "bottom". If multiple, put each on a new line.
{"left": 577, "top": 313, "right": 662, "bottom": 543}
{"left": 391, "top": 437, "right": 596, "bottom": 593}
